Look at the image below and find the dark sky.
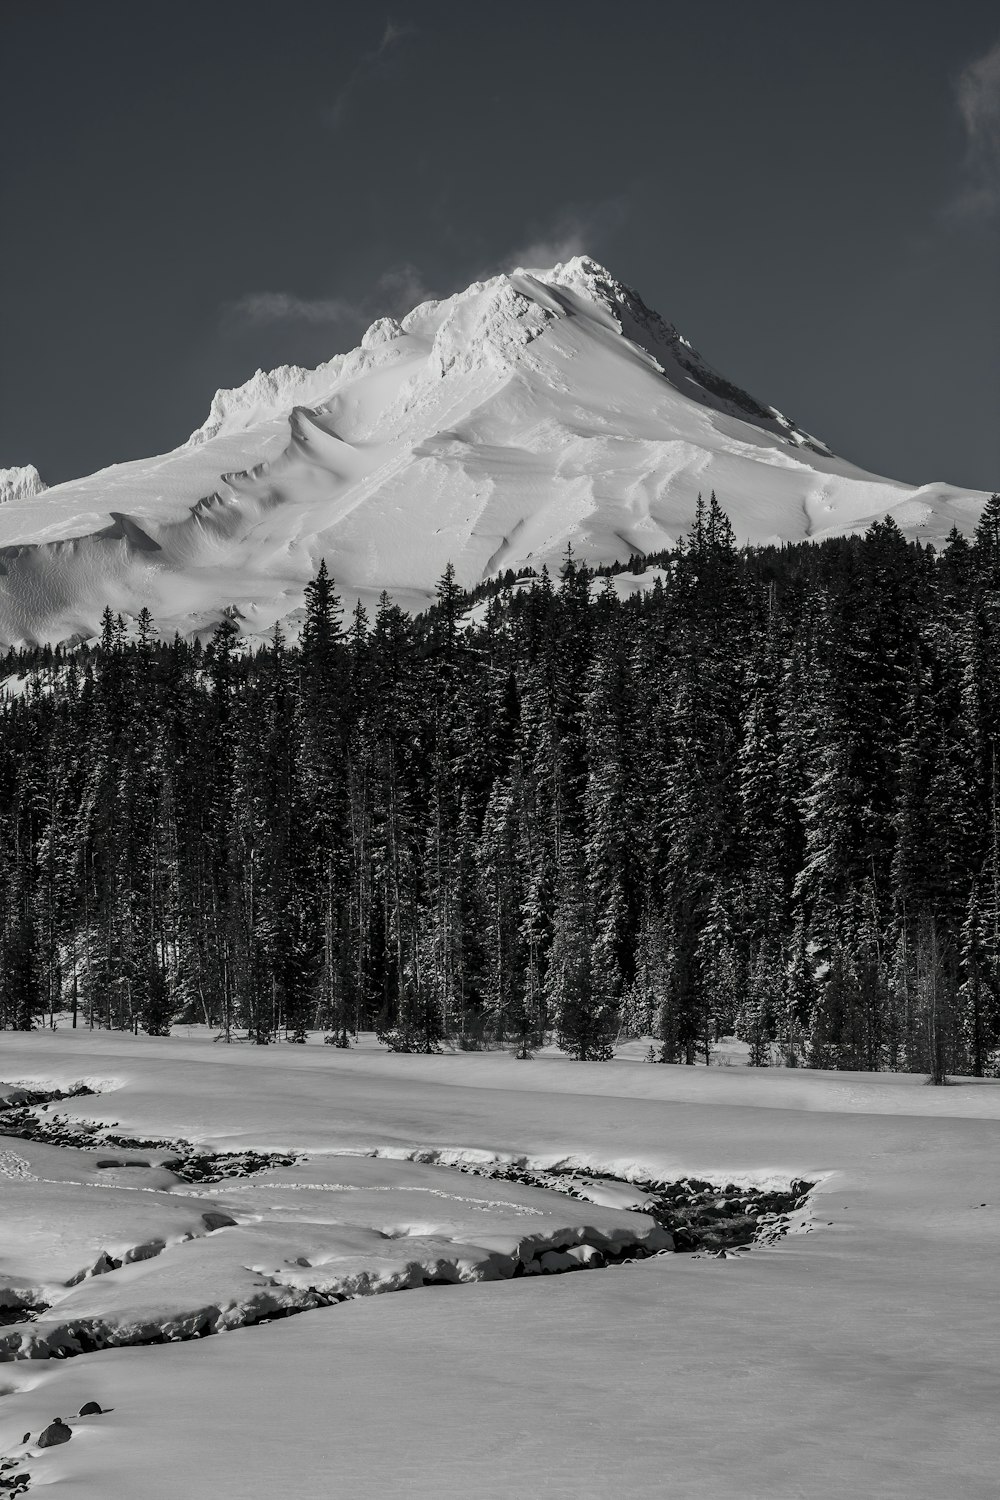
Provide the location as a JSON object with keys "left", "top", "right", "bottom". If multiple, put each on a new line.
{"left": 3, "top": 0, "right": 998, "bottom": 491}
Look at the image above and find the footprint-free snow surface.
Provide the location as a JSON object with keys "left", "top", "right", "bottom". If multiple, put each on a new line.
{"left": 0, "top": 256, "right": 988, "bottom": 645}
{"left": 0, "top": 1032, "right": 997, "bottom": 1499}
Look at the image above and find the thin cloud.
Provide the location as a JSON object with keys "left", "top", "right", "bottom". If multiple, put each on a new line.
{"left": 380, "top": 18, "right": 415, "bottom": 49}
{"left": 221, "top": 202, "right": 631, "bottom": 341}
{"left": 324, "top": 17, "right": 417, "bottom": 131}
{"left": 505, "top": 225, "right": 591, "bottom": 272}
{"left": 222, "top": 263, "right": 435, "bottom": 335}
{"left": 374, "top": 261, "right": 435, "bottom": 311}
{"left": 225, "top": 292, "right": 356, "bottom": 329}
{"left": 949, "top": 35, "right": 1000, "bottom": 221}
{"left": 492, "top": 198, "right": 630, "bottom": 276}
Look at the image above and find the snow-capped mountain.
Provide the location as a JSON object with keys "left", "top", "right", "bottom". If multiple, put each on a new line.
{"left": 0, "top": 256, "right": 987, "bottom": 645}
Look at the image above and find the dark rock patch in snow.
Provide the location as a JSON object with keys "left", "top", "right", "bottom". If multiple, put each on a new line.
{"left": 0, "top": 1085, "right": 99, "bottom": 1147}
{"left": 640, "top": 1175, "right": 814, "bottom": 1253}
{"left": 201, "top": 1212, "right": 237, "bottom": 1231}
{"left": 169, "top": 1150, "right": 298, "bottom": 1184}
{"left": 0, "top": 1085, "right": 97, "bottom": 1109}
{"left": 0, "top": 1085, "right": 103, "bottom": 1152}
{"left": 36, "top": 1420, "right": 71, "bottom": 1450}
{"left": 0, "top": 1089, "right": 297, "bottom": 1182}
{"left": 442, "top": 1160, "right": 815, "bottom": 1255}
{"left": 0, "top": 1456, "right": 29, "bottom": 1494}
{"left": 0, "top": 1300, "right": 49, "bottom": 1329}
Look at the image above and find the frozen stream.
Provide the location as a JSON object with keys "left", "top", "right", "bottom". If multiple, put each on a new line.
{"left": 0, "top": 1073, "right": 815, "bottom": 1495}
{"left": 0, "top": 1087, "right": 813, "bottom": 1369}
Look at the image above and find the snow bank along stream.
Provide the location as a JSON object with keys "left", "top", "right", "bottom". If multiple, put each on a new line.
{"left": 0, "top": 1079, "right": 815, "bottom": 1490}
{"left": 0, "top": 1082, "right": 815, "bottom": 1357}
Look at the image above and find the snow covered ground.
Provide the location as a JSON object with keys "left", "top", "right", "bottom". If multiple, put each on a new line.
{"left": 0, "top": 1030, "right": 997, "bottom": 1497}
{"left": 0, "top": 257, "right": 987, "bottom": 645}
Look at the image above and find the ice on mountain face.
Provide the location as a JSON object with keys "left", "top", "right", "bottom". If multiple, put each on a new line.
{"left": 0, "top": 465, "right": 46, "bottom": 504}
{"left": 0, "top": 258, "right": 987, "bottom": 646}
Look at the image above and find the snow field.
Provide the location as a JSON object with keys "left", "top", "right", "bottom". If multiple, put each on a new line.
{"left": 0, "top": 1030, "right": 998, "bottom": 1497}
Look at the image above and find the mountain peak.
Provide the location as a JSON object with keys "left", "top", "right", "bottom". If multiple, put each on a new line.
{"left": 185, "top": 361, "right": 343, "bottom": 449}
{"left": 0, "top": 465, "right": 46, "bottom": 504}
{"left": 0, "top": 257, "right": 985, "bottom": 646}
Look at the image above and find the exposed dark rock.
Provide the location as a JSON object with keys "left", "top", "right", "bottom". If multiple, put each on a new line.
{"left": 173, "top": 1150, "right": 297, "bottom": 1183}
{"left": 0, "top": 1095, "right": 297, "bottom": 1183}
{"left": 0, "top": 1300, "right": 49, "bottom": 1327}
{"left": 78, "top": 1402, "right": 102, "bottom": 1416}
{"left": 37, "top": 1419, "right": 71, "bottom": 1449}
{"left": 0, "top": 1459, "right": 30, "bottom": 1495}
{"left": 448, "top": 1160, "right": 814, "bottom": 1255}
{"left": 201, "top": 1212, "right": 237, "bottom": 1231}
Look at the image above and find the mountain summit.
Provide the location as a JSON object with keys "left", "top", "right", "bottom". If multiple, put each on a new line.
{"left": 0, "top": 256, "right": 985, "bottom": 645}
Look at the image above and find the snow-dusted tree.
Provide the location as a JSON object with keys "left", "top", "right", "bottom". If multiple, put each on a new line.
{"left": 584, "top": 632, "right": 641, "bottom": 1029}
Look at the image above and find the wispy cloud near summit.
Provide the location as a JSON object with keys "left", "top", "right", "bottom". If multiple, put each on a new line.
{"left": 222, "top": 264, "right": 434, "bottom": 338}
{"left": 226, "top": 292, "right": 355, "bottom": 329}
{"left": 950, "top": 35, "right": 1000, "bottom": 222}
{"left": 323, "top": 16, "right": 417, "bottom": 131}
{"left": 490, "top": 199, "right": 629, "bottom": 277}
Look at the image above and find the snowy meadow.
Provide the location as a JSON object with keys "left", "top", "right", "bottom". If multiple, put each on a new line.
{"left": 1, "top": 1029, "right": 997, "bottom": 1498}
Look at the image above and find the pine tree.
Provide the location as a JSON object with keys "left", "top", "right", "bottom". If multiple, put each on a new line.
{"left": 2, "top": 906, "right": 42, "bottom": 1030}
{"left": 299, "top": 563, "right": 350, "bottom": 1040}
{"left": 548, "top": 827, "right": 612, "bottom": 1060}
{"left": 584, "top": 633, "right": 641, "bottom": 1031}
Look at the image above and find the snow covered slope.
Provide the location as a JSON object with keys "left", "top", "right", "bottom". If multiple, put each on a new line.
{"left": 1, "top": 1031, "right": 998, "bottom": 1499}
{"left": 0, "top": 256, "right": 987, "bottom": 644}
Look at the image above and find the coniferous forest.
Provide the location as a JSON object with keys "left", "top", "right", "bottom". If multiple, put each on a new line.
{"left": 3, "top": 493, "right": 1000, "bottom": 1079}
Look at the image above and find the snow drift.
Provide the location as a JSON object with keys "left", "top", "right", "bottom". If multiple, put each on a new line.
{"left": 0, "top": 256, "right": 987, "bottom": 645}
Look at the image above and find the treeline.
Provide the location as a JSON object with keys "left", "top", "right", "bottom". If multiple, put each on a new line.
{"left": 3, "top": 493, "right": 1000, "bottom": 1077}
